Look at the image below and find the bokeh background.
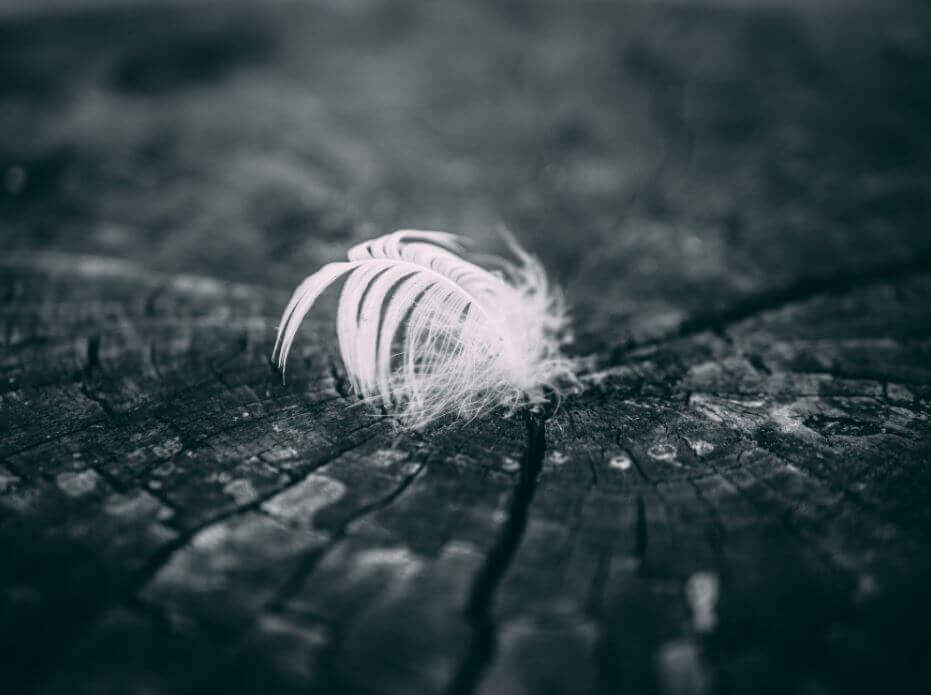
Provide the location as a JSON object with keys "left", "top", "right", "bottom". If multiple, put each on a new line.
{"left": 4, "top": 0, "right": 930, "bottom": 348}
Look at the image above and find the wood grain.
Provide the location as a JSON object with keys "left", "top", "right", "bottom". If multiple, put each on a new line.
{"left": 2, "top": 2, "right": 930, "bottom": 694}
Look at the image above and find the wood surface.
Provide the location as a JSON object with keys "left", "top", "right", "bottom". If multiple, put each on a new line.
{"left": 2, "top": 2, "right": 930, "bottom": 694}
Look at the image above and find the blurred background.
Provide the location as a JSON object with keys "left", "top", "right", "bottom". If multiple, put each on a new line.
{"left": 3, "top": 0, "right": 929, "bottom": 349}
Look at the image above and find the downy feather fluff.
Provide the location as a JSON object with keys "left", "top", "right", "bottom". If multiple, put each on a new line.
{"left": 273, "top": 230, "right": 576, "bottom": 428}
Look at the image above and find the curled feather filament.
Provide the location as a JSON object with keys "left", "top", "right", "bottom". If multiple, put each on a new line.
{"left": 273, "top": 230, "right": 577, "bottom": 428}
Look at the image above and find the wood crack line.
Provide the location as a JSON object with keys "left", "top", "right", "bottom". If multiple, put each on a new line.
{"left": 605, "top": 251, "right": 931, "bottom": 366}
{"left": 127, "top": 434, "right": 385, "bottom": 595}
{"left": 266, "top": 459, "right": 426, "bottom": 611}
{"left": 447, "top": 408, "right": 546, "bottom": 695}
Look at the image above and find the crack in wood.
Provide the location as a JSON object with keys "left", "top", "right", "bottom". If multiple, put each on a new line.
{"left": 266, "top": 459, "right": 426, "bottom": 611}
{"left": 78, "top": 383, "right": 116, "bottom": 416}
{"left": 127, "top": 434, "right": 388, "bottom": 594}
{"left": 82, "top": 334, "right": 101, "bottom": 376}
{"left": 1, "top": 339, "right": 262, "bottom": 461}
{"left": 446, "top": 408, "right": 546, "bottom": 695}
{"left": 606, "top": 255, "right": 931, "bottom": 367}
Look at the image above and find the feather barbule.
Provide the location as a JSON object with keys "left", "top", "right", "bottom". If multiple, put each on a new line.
{"left": 273, "top": 230, "right": 577, "bottom": 428}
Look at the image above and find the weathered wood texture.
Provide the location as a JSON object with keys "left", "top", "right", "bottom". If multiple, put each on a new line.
{"left": 2, "top": 2, "right": 931, "bottom": 694}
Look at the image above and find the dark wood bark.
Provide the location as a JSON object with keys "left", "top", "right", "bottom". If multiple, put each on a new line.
{"left": 2, "top": 3, "right": 931, "bottom": 694}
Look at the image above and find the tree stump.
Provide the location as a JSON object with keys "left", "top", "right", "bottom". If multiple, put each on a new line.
{"left": 2, "top": 3, "right": 930, "bottom": 694}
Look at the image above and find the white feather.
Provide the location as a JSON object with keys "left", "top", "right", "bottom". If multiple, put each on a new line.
{"left": 273, "top": 230, "right": 577, "bottom": 428}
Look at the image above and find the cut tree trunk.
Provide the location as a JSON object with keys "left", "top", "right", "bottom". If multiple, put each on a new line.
{"left": 2, "top": 3, "right": 930, "bottom": 694}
